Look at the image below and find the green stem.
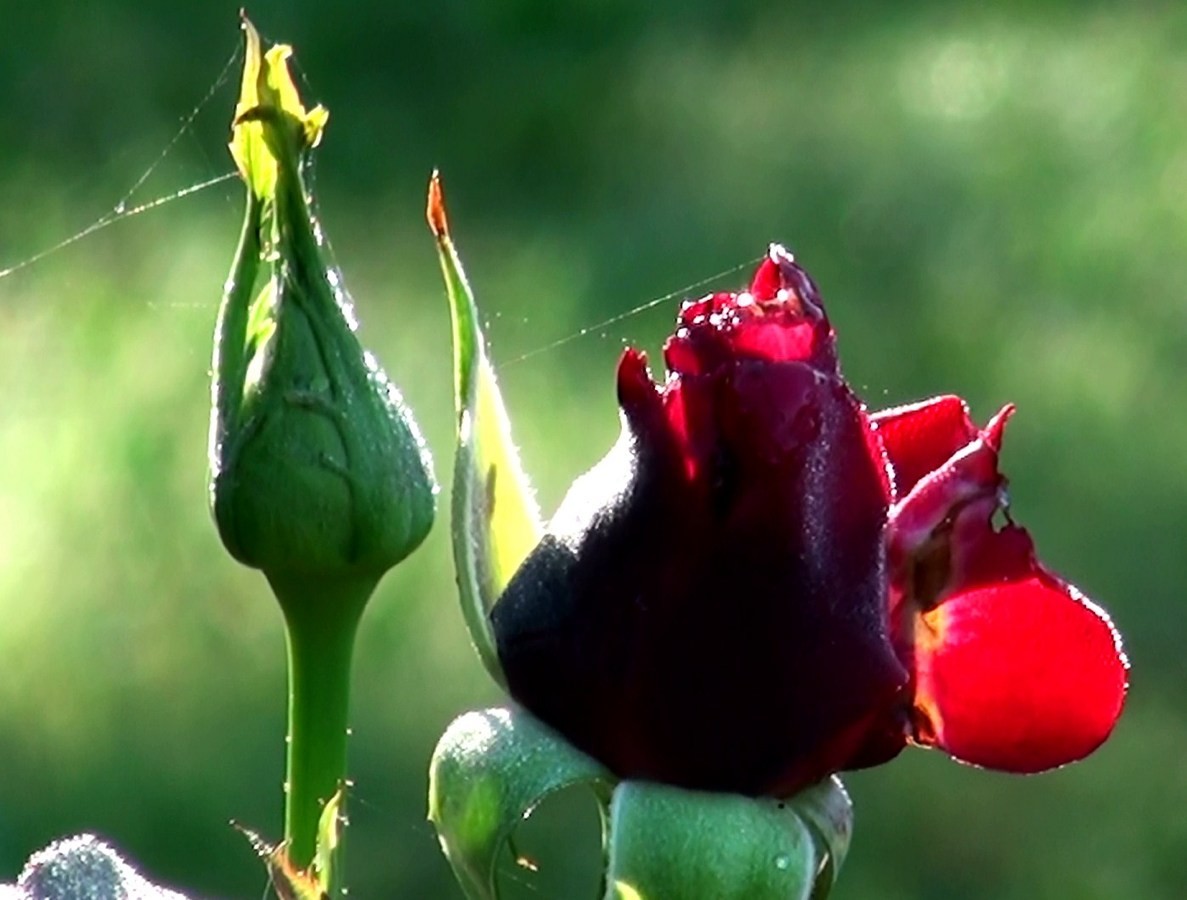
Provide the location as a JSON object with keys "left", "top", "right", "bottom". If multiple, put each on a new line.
{"left": 268, "top": 572, "right": 377, "bottom": 873}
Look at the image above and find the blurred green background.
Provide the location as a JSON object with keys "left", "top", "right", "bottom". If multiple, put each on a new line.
{"left": 0, "top": 1, "right": 1183, "bottom": 897}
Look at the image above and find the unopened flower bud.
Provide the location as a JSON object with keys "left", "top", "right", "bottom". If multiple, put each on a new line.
{"left": 209, "top": 19, "right": 435, "bottom": 599}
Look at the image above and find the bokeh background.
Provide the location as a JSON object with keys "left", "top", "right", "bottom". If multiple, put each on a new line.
{"left": 1, "top": 2, "right": 1183, "bottom": 897}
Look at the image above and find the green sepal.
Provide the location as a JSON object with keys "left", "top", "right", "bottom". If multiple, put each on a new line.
{"left": 428, "top": 708, "right": 854, "bottom": 899}
{"left": 313, "top": 785, "right": 345, "bottom": 897}
{"left": 605, "top": 780, "right": 844, "bottom": 900}
{"left": 792, "top": 778, "right": 853, "bottom": 900}
{"left": 428, "top": 706, "right": 613, "bottom": 900}
{"left": 209, "top": 188, "right": 263, "bottom": 466}
{"left": 428, "top": 174, "right": 543, "bottom": 687}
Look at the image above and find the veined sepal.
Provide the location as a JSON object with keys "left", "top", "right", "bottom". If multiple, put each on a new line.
{"left": 428, "top": 174, "right": 543, "bottom": 688}
{"left": 428, "top": 706, "right": 853, "bottom": 900}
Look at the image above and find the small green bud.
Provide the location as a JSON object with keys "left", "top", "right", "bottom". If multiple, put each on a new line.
{"left": 209, "top": 18, "right": 436, "bottom": 596}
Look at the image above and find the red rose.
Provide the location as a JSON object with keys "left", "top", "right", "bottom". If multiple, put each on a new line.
{"left": 490, "top": 245, "right": 1127, "bottom": 797}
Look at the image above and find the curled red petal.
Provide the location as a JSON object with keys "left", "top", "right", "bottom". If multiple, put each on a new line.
{"left": 887, "top": 410, "right": 1013, "bottom": 590}
{"left": 912, "top": 571, "right": 1128, "bottom": 772}
{"left": 873, "top": 395, "right": 979, "bottom": 498}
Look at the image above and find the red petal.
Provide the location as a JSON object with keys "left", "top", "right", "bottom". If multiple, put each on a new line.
{"left": 873, "top": 396, "right": 979, "bottom": 498}
{"left": 749, "top": 254, "right": 782, "bottom": 302}
{"left": 886, "top": 402, "right": 1128, "bottom": 773}
{"left": 912, "top": 568, "right": 1128, "bottom": 772}
{"left": 886, "top": 409, "right": 1013, "bottom": 589}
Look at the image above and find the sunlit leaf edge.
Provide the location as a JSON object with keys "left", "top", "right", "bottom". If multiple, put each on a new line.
{"left": 428, "top": 173, "right": 543, "bottom": 688}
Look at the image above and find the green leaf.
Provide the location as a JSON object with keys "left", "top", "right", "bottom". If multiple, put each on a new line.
{"left": 605, "top": 781, "right": 824, "bottom": 900}
{"left": 428, "top": 706, "right": 613, "bottom": 900}
{"left": 428, "top": 173, "right": 543, "bottom": 687}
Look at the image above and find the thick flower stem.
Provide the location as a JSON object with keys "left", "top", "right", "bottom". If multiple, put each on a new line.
{"left": 268, "top": 572, "right": 376, "bottom": 873}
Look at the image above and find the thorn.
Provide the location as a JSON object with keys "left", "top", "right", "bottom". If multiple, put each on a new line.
{"left": 230, "top": 820, "right": 277, "bottom": 858}
{"left": 427, "top": 169, "right": 450, "bottom": 239}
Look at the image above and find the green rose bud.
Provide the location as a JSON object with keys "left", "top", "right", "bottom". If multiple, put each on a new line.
{"left": 209, "top": 19, "right": 435, "bottom": 598}
{"left": 209, "top": 17, "right": 436, "bottom": 873}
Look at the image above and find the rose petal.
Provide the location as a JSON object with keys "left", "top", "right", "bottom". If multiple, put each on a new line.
{"left": 912, "top": 568, "right": 1127, "bottom": 772}
{"left": 886, "top": 402, "right": 1128, "bottom": 774}
{"left": 873, "top": 396, "right": 980, "bottom": 498}
{"left": 749, "top": 254, "right": 782, "bottom": 302}
{"left": 667, "top": 246, "right": 835, "bottom": 374}
{"left": 886, "top": 408, "right": 1013, "bottom": 596}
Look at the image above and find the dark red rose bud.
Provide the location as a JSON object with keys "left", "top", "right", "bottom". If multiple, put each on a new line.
{"left": 491, "top": 245, "right": 908, "bottom": 797}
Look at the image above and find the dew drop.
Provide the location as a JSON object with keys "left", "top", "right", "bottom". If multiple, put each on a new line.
{"left": 774, "top": 854, "right": 790, "bottom": 871}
